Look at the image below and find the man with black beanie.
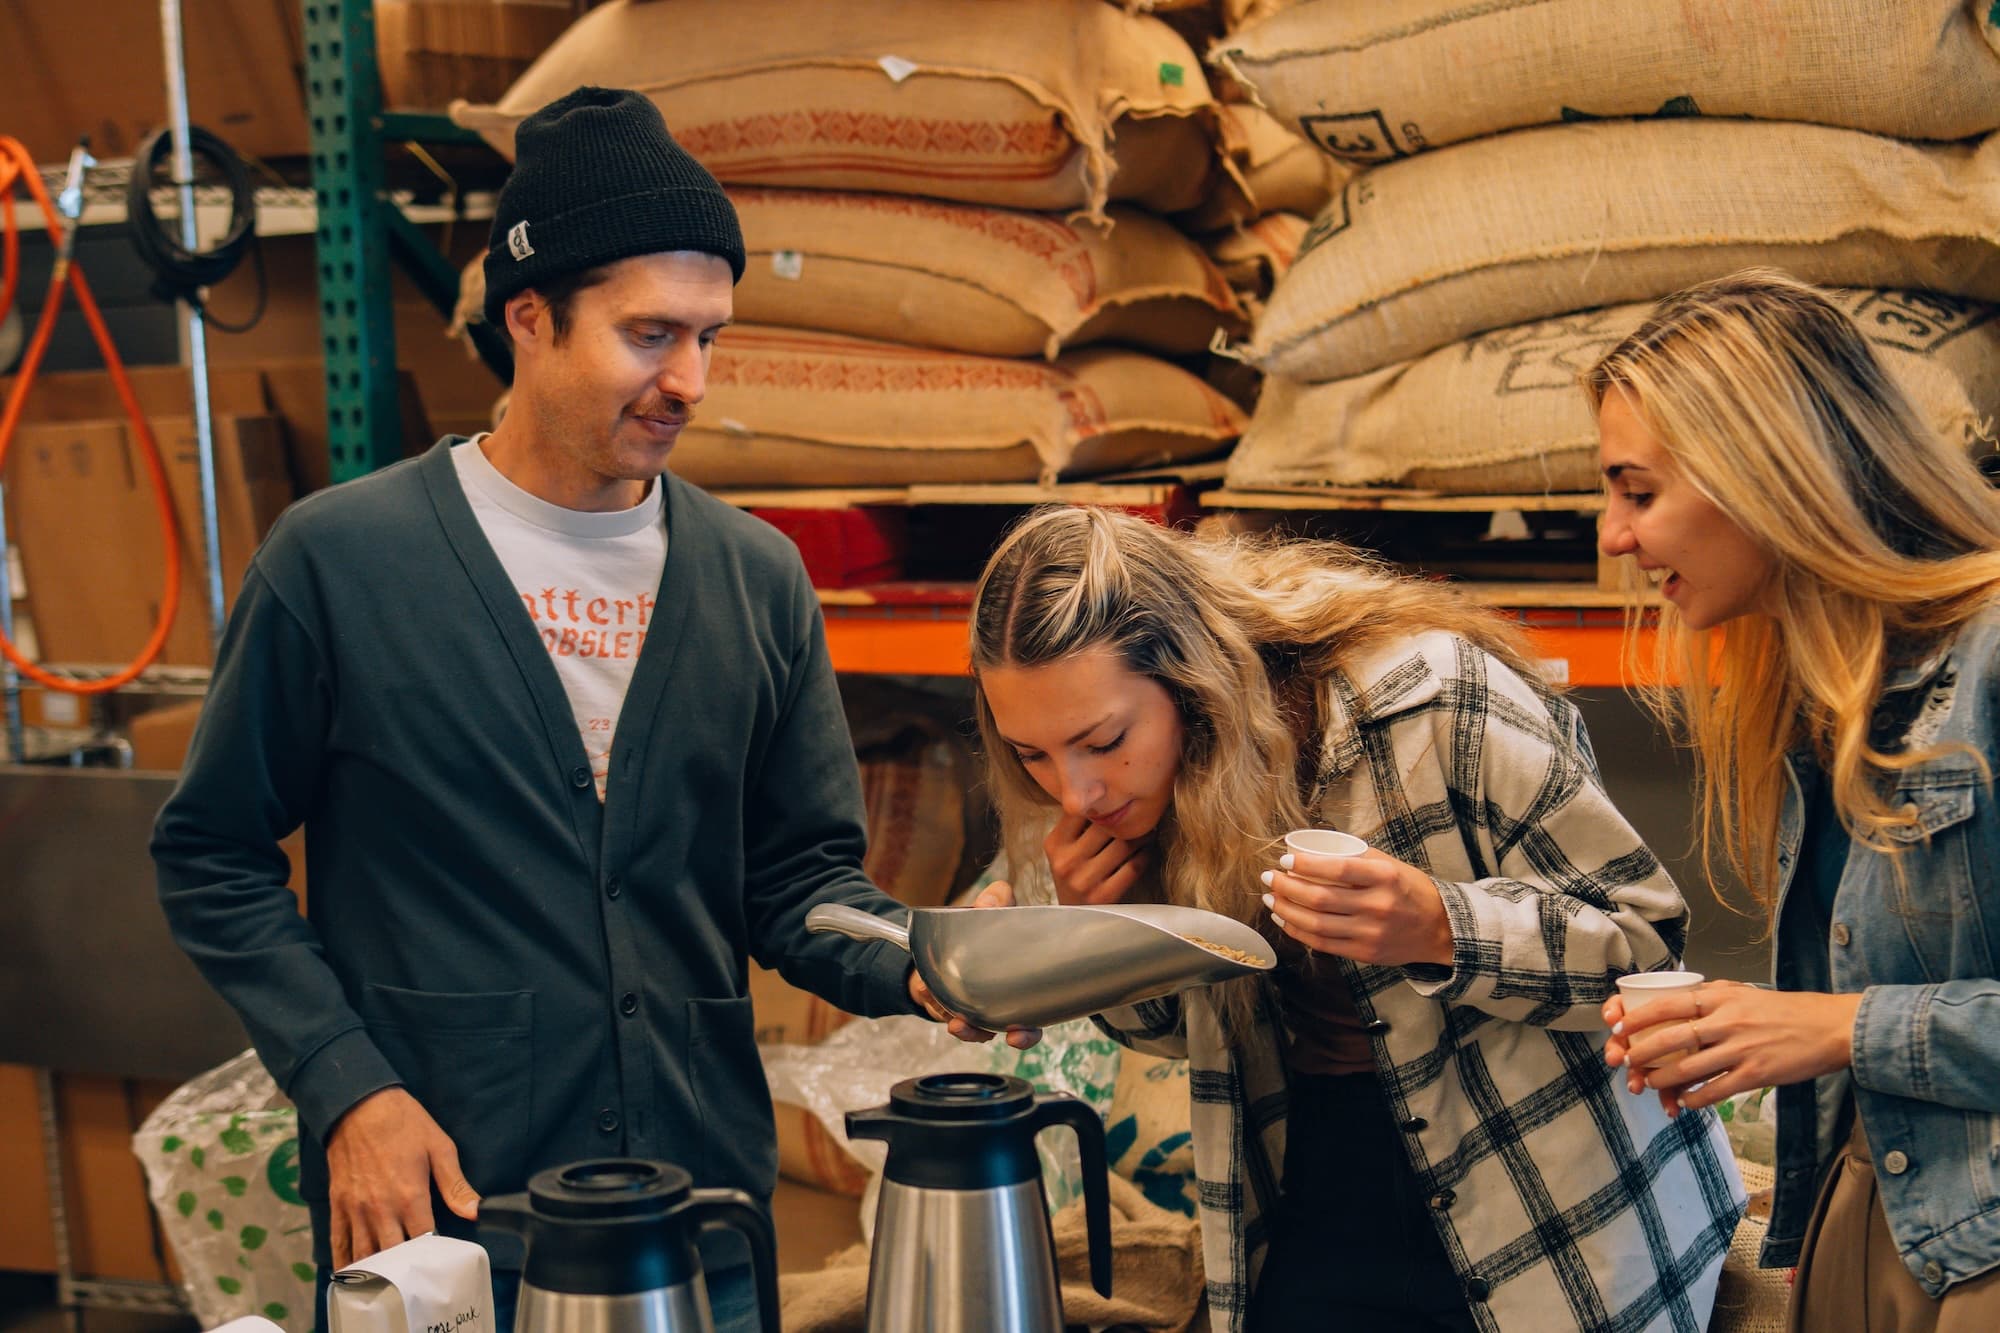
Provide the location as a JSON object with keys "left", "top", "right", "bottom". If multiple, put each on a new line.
{"left": 154, "top": 86, "right": 1022, "bottom": 1333}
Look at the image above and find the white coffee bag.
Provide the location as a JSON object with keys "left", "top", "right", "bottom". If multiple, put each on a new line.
{"left": 329, "top": 1234, "right": 493, "bottom": 1333}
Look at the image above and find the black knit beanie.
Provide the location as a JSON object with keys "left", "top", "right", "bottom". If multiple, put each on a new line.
{"left": 482, "top": 86, "right": 745, "bottom": 326}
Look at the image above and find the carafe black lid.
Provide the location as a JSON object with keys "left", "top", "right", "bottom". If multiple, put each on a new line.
{"left": 886, "top": 1072, "right": 1036, "bottom": 1122}
{"left": 526, "top": 1159, "right": 691, "bottom": 1220}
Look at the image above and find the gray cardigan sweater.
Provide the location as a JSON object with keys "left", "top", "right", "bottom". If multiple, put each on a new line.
{"left": 153, "top": 441, "right": 918, "bottom": 1267}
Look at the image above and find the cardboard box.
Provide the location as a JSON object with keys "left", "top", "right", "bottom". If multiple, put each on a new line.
{"left": 0, "top": 0, "right": 308, "bottom": 165}
{"left": 1, "top": 365, "right": 268, "bottom": 426}
{"left": 3, "top": 361, "right": 435, "bottom": 497}
{"left": 6, "top": 414, "right": 293, "bottom": 667}
{"left": 256, "top": 359, "right": 435, "bottom": 494}
{"left": 126, "top": 697, "right": 204, "bottom": 771}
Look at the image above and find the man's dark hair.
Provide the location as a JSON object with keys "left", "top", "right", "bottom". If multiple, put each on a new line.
{"left": 533, "top": 266, "right": 611, "bottom": 344}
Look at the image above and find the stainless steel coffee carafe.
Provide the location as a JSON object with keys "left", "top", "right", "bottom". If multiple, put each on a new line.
{"left": 481, "top": 1159, "right": 779, "bottom": 1333}
{"left": 847, "top": 1073, "right": 1112, "bottom": 1333}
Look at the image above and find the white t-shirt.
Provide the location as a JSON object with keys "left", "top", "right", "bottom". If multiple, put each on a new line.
{"left": 452, "top": 438, "right": 668, "bottom": 801}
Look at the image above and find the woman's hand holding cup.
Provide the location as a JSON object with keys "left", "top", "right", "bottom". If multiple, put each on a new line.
{"left": 1261, "top": 828, "right": 1455, "bottom": 968}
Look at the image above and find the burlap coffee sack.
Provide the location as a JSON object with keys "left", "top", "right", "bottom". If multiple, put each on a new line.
{"left": 730, "top": 189, "right": 1244, "bottom": 358}
{"left": 671, "top": 325, "right": 1245, "bottom": 488}
{"left": 451, "top": 0, "right": 1218, "bottom": 217}
{"left": 1217, "top": 0, "right": 2000, "bottom": 164}
{"left": 374, "top": 0, "right": 575, "bottom": 111}
{"left": 1227, "top": 289, "right": 2000, "bottom": 495}
{"left": 1105, "top": 1051, "right": 1199, "bottom": 1221}
{"left": 778, "top": 1172, "right": 1204, "bottom": 1332}
{"left": 1247, "top": 120, "right": 2000, "bottom": 384}
{"left": 1205, "top": 211, "right": 1309, "bottom": 309}
{"left": 1180, "top": 102, "right": 1350, "bottom": 231}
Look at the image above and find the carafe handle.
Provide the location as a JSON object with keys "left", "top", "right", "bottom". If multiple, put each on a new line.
{"left": 686, "top": 1188, "right": 781, "bottom": 1333}
{"left": 476, "top": 1192, "right": 533, "bottom": 1241}
{"left": 1030, "top": 1096, "right": 1113, "bottom": 1299}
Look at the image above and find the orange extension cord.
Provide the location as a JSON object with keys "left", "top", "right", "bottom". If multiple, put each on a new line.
{"left": 0, "top": 135, "right": 183, "bottom": 694}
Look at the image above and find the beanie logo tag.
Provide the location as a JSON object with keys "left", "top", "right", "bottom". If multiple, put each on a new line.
{"left": 506, "top": 221, "right": 535, "bottom": 261}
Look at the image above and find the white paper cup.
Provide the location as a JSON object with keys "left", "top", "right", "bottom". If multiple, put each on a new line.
{"left": 1615, "top": 970, "right": 1704, "bottom": 1072}
{"left": 1282, "top": 828, "right": 1367, "bottom": 859}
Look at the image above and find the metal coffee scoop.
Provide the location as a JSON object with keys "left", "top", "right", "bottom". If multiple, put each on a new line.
{"left": 805, "top": 901, "right": 1276, "bottom": 1030}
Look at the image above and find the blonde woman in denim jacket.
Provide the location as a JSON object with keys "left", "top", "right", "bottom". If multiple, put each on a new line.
{"left": 1590, "top": 269, "right": 2000, "bottom": 1331}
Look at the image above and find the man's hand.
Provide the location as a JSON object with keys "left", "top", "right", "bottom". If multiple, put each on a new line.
{"left": 325, "top": 1087, "right": 480, "bottom": 1268}
{"left": 906, "top": 880, "right": 1041, "bottom": 1049}
{"left": 1045, "top": 813, "right": 1148, "bottom": 906}
{"left": 1262, "top": 848, "right": 1454, "bottom": 968}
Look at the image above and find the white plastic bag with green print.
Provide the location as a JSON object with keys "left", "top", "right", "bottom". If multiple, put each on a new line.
{"left": 1717, "top": 1085, "right": 1777, "bottom": 1166}
{"left": 133, "top": 1050, "right": 315, "bottom": 1333}
{"left": 976, "top": 1017, "right": 1122, "bottom": 1211}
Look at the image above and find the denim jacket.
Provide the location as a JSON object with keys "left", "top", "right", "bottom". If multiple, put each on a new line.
{"left": 1763, "top": 602, "right": 2000, "bottom": 1296}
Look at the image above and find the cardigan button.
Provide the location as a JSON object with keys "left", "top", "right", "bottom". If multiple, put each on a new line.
{"left": 1364, "top": 1018, "right": 1391, "bottom": 1036}
{"left": 570, "top": 765, "right": 592, "bottom": 789}
{"left": 596, "top": 1108, "right": 620, "bottom": 1134}
{"left": 1401, "top": 1117, "right": 1428, "bottom": 1134}
{"left": 1831, "top": 922, "right": 1851, "bottom": 947}
{"left": 1883, "top": 1150, "right": 1911, "bottom": 1176}
{"left": 1429, "top": 1189, "right": 1456, "bottom": 1211}
{"left": 1464, "top": 1277, "right": 1491, "bottom": 1302}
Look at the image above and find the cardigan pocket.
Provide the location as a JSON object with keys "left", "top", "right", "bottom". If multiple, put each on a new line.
{"left": 360, "top": 983, "right": 535, "bottom": 1198}
{"left": 688, "top": 996, "right": 777, "bottom": 1193}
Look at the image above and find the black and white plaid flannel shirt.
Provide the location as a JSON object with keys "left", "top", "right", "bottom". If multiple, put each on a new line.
{"left": 1095, "top": 631, "right": 1746, "bottom": 1332}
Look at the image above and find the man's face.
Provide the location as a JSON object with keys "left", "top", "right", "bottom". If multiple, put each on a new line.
{"left": 513, "top": 251, "right": 734, "bottom": 488}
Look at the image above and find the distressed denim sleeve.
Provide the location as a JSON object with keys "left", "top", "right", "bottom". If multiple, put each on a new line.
{"left": 1852, "top": 980, "right": 2000, "bottom": 1113}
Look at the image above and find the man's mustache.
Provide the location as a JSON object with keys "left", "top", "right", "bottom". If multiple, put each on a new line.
{"left": 631, "top": 398, "right": 692, "bottom": 425}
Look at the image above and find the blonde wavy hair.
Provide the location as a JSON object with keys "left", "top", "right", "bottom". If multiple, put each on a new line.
{"left": 1583, "top": 269, "right": 2000, "bottom": 914}
{"left": 969, "top": 507, "right": 1546, "bottom": 1036}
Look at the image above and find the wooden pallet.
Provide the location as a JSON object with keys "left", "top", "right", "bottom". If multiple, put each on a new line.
{"left": 713, "top": 461, "right": 1228, "bottom": 511}
{"left": 1200, "top": 485, "right": 1629, "bottom": 597}
{"left": 1202, "top": 486, "right": 1604, "bottom": 514}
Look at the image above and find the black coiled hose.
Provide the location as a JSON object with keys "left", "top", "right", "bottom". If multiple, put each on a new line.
{"left": 126, "top": 124, "right": 265, "bottom": 334}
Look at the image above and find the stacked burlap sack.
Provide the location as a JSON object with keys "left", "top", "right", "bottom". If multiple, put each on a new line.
{"left": 1095, "top": 0, "right": 1349, "bottom": 359}
{"left": 452, "top": 0, "right": 1264, "bottom": 487}
{"left": 1210, "top": 0, "right": 2000, "bottom": 496}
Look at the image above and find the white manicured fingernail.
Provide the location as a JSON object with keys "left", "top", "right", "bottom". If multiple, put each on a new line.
{"left": 1270, "top": 911, "right": 1288, "bottom": 929}
{"left": 1611, "top": 1021, "right": 1624, "bottom": 1036}
{"left": 1259, "top": 869, "right": 1275, "bottom": 887}
{"left": 1278, "top": 853, "right": 1295, "bottom": 871}
{"left": 1261, "top": 893, "right": 1275, "bottom": 911}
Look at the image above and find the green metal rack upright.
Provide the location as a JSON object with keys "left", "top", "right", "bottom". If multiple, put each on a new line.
{"left": 300, "top": 0, "right": 511, "bottom": 483}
